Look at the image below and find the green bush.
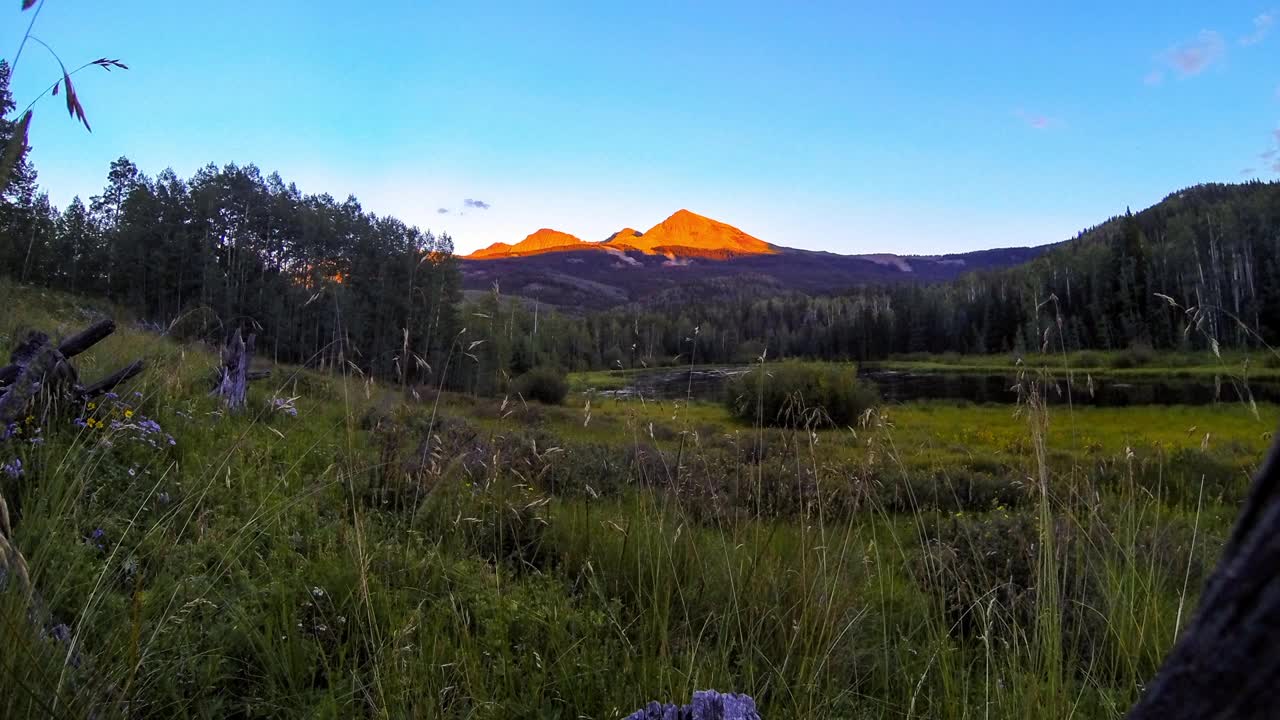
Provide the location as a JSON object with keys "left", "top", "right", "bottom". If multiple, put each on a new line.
{"left": 1109, "top": 344, "right": 1155, "bottom": 369}
{"left": 725, "top": 361, "right": 877, "bottom": 428}
{"left": 513, "top": 366, "right": 569, "bottom": 405}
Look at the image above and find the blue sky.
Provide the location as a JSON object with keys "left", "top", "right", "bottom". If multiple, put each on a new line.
{"left": 4, "top": 1, "right": 1279, "bottom": 255}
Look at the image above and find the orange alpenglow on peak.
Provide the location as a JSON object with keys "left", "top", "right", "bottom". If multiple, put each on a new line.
{"left": 465, "top": 229, "right": 588, "bottom": 258}
{"left": 625, "top": 210, "right": 775, "bottom": 256}
{"left": 462, "top": 210, "right": 776, "bottom": 259}
{"left": 604, "top": 228, "right": 643, "bottom": 246}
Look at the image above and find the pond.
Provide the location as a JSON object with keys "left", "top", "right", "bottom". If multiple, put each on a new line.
{"left": 590, "top": 365, "right": 1280, "bottom": 407}
{"left": 859, "top": 367, "right": 1280, "bottom": 406}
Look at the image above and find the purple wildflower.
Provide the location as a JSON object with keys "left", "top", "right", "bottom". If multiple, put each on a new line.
{"left": 48, "top": 623, "right": 72, "bottom": 643}
{"left": 104, "top": 392, "right": 119, "bottom": 400}
{"left": 2, "top": 458, "right": 21, "bottom": 479}
{"left": 625, "top": 691, "right": 760, "bottom": 720}
{"left": 74, "top": 417, "right": 88, "bottom": 428}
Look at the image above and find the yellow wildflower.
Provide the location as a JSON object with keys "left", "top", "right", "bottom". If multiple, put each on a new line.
{"left": 124, "top": 410, "right": 134, "bottom": 419}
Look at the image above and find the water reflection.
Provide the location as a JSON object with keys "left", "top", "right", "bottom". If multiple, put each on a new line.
{"left": 591, "top": 365, "right": 1280, "bottom": 407}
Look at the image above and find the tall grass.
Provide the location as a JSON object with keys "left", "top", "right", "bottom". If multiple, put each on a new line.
{"left": 0, "top": 278, "right": 1269, "bottom": 718}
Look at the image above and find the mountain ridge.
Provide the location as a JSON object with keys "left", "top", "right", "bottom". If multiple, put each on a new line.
{"left": 464, "top": 209, "right": 777, "bottom": 260}
{"left": 459, "top": 207, "right": 1046, "bottom": 309}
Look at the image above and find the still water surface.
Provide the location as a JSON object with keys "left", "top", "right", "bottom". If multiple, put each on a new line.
{"left": 592, "top": 365, "right": 1280, "bottom": 407}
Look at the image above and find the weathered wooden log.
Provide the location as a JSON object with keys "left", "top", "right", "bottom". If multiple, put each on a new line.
{"left": 0, "top": 321, "right": 145, "bottom": 424}
{"left": 213, "top": 329, "right": 255, "bottom": 411}
{"left": 80, "top": 360, "right": 145, "bottom": 399}
{"left": 57, "top": 318, "right": 116, "bottom": 359}
{"left": 0, "top": 333, "right": 64, "bottom": 424}
{"left": 1128, "top": 428, "right": 1280, "bottom": 719}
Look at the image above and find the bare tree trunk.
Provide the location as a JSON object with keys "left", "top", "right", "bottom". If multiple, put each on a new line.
{"left": 1129, "top": 430, "right": 1280, "bottom": 718}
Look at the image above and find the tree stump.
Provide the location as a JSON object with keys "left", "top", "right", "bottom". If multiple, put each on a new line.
{"left": 213, "top": 329, "right": 255, "bottom": 412}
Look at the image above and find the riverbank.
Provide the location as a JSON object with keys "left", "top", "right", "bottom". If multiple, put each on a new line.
{"left": 875, "top": 349, "right": 1280, "bottom": 379}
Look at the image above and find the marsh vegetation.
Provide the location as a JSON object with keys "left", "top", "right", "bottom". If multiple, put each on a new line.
{"left": 2, "top": 279, "right": 1275, "bottom": 718}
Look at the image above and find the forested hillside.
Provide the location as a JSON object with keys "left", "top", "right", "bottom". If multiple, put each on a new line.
{"left": 454, "top": 182, "right": 1280, "bottom": 371}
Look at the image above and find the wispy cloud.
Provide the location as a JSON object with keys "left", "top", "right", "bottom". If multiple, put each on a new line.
{"left": 1241, "top": 167, "right": 1257, "bottom": 175}
{"left": 1240, "top": 11, "right": 1275, "bottom": 46}
{"left": 437, "top": 208, "right": 450, "bottom": 214}
{"left": 1262, "top": 149, "right": 1278, "bottom": 160}
{"left": 464, "top": 198, "right": 491, "bottom": 210}
{"left": 1015, "top": 109, "right": 1058, "bottom": 129}
{"left": 1143, "top": 70, "right": 1165, "bottom": 86}
{"left": 1163, "top": 30, "right": 1225, "bottom": 77}
{"left": 1274, "top": 128, "right": 1280, "bottom": 144}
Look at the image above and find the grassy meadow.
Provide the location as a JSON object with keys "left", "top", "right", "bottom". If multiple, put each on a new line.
{"left": 1, "top": 278, "right": 1276, "bottom": 718}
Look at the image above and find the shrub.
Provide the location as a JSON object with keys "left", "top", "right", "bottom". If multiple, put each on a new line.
{"left": 1108, "top": 344, "right": 1155, "bottom": 369}
{"left": 513, "top": 366, "right": 569, "bottom": 405}
{"left": 1073, "top": 351, "right": 1105, "bottom": 368}
{"left": 724, "top": 361, "right": 877, "bottom": 428}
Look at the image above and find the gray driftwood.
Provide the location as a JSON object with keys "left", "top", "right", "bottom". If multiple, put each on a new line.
{"left": 212, "top": 329, "right": 266, "bottom": 411}
{"left": 0, "top": 320, "right": 144, "bottom": 425}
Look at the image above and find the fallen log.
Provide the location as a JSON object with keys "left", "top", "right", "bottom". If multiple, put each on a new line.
{"left": 0, "top": 320, "right": 144, "bottom": 425}
{"left": 80, "top": 360, "right": 145, "bottom": 399}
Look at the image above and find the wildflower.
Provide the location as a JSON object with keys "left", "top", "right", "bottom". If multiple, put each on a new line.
{"left": 2, "top": 458, "right": 22, "bottom": 479}
{"left": 24, "top": 415, "right": 34, "bottom": 425}
{"left": 104, "top": 392, "right": 119, "bottom": 401}
{"left": 47, "top": 624, "right": 72, "bottom": 644}
{"left": 87, "top": 402, "right": 97, "bottom": 411}
{"left": 128, "top": 467, "right": 137, "bottom": 477}
{"left": 124, "top": 410, "right": 134, "bottom": 419}
{"left": 157, "top": 492, "right": 171, "bottom": 506}
{"left": 626, "top": 691, "right": 759, "bottom": 720}
{"left": 74, "top": 417, "right": 87, "bottom": 428}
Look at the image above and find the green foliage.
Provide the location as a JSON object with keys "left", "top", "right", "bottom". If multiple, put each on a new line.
{"left": 725, "top": 361, "right": 877, "bottom": 427}
{"left": 513, "top": 366, "right": 569, "bottom": 405}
